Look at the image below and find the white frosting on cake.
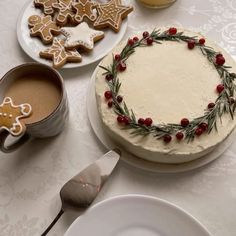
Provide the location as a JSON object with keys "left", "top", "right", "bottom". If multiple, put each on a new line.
{"left": 95, "top": 29, "right": 236, "bottom": 164}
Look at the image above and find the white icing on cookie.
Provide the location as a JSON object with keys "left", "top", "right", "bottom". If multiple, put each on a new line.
{"left": 0, "top": 97, "right": 32, "bottom": 136}
{"left": 73, "top": 0, "right": 97, "bottom": 23}
{"left": 40, "top": 38, "right": 82, "bottom": 68}
{"left": 61, "top": 22, "right": 104, "bottom": 50}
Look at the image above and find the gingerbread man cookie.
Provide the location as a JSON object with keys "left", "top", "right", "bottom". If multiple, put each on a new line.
{"left": 34, "top": 0, "right": 58, "bottom": 15}
{"left": 39, "top": 38, "right": 82, "bottom": 69}
{"left": 28, "top": 15, "right": 61, "bottom": 44}
{"left": 94, "top": 0, "right": 133, "bottom": 32}
{"left": 0, "top": 97, "right": 32, "bottom": 137}
{"left": 73, "top": 0, "right": 97, "bottom": 24}
{"left": 52, "top": 0, "right": 76, "bottom": 26}
{"left": 61, "top": 22, "right": 104, "bottom": 50}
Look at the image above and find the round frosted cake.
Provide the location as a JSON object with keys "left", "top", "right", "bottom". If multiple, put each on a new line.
{"left": 95, "top": 28, "right": 236, "bottom": 164}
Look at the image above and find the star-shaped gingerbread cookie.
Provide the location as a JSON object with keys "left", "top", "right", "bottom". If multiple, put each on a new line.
{"left": 94, "top": 0, "right": 133, "bottom": 32}
{"left": 73, "top": 0, "right": 97, "bottom": 24}
{"left": 61, "top": 22, "right": 104, "bottom": 50}
{"left": 52, "top": 0, "right": 75, "bottom": 26}
{"left": 34, "top": 0, "right": 58, "bottom": 15}
{"left": 39, "top": 38, "right": 82, "bottom": 69}
{"left": 0, "top": 97, "right": 32, "bottom": 137}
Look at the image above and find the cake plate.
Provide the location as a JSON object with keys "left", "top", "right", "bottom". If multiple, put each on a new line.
{"left": 87, "top": 67, "right": 236, "bottom": 173}
{"left": 17, "top": 0, "right": 128, "bottom": 69}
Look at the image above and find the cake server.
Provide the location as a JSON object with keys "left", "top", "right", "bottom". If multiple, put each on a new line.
{"left": 41, "top": 149, "right": 121, "bottom": 236}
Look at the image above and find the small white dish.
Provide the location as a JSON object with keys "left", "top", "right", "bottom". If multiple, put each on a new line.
{"left": 65, "top": 195, "right": 212, "bottom": 236}
{"left": 87, "top": 66, "right": 236, "bottom": 173}
{"left": 17, "top": 0, "right": 128, "bottom": 69}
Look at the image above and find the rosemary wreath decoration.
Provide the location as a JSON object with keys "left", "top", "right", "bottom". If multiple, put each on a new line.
{"left": 99, "top": 28, "right": 236, "bottom": 143}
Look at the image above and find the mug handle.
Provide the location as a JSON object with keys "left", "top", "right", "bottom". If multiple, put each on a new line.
{"left": 0, "top": 129, "right": 30, "bottom": 153}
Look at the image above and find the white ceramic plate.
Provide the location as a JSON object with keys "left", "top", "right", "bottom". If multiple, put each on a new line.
{"left": 65, "top": 195, "right": 212, "bottom": 236}
{"left": 17, "top": 0, "right": 128, "bottom": 69}
{"left": 86, "top": 66, "right": 236, "bottom": 173}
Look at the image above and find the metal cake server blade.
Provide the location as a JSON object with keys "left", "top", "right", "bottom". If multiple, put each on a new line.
{"left": 41, "top": 149, "right": 121, "bottom": 236}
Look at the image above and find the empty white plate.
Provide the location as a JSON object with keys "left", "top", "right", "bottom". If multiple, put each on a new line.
{"left": 65, "top": 195, "right": 212, "bottom": 236}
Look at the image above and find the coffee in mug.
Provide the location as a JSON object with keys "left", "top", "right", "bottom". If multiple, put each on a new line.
{"left": 4, "top": 74, "right": 61, "bottom": 124}
{"left": 0, "top": 63, "right": 69, "bottom": 153}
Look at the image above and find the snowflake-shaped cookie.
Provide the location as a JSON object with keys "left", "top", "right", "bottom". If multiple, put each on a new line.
{"left": 0, "top": 97, "right": 32, "bottom": 137}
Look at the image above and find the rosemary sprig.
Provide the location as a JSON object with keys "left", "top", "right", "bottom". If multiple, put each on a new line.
{"left": 99, "top": 29, "right": 236, "bottom": 142}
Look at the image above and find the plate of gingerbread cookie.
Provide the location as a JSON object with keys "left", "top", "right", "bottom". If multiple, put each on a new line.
{"left": 17, "top": 0, "right": 133, "bottom": 69}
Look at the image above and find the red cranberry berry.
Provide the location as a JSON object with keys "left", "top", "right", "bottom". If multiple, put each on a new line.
{"left": 117, "top": 115, "right": 124, "bottom": 123}
{"left": 128, "top": 38, "right": 134, "bottom": 46}
{"left": 104, "top": 91, "right": 112, "bottom": 99}
{"left": 199, "top": 122, "right": 208, "bottom": 132}
{"left": 216, "top": 84, "right": 224, "bottom": 93}
{"left": 117, "top": 95, "right": 123, "bottom": 103}
{"left": 181, "top": 118, "right": 189, "bottom": 127}
{"left": 108, "top": 101, "right": 113, "bottom": 108}
{"left": 216, "top": 55, "right": 225, "bottom": 66}
{"left": 105, "top": 74, "right": 113, "bottom": 81}
{"left": 146, "top": 37, "right": 153, "bottom": 45}
{"left": 163, "top": 134, "right": 172, "bottom": 143}
{"left": 114, "top": 54, "right": 121, "bottom": 61}
{"left": 143, "top": 31, "right": 149, "bottom": 38}
{"left": 123, "top": 116, "right": 130, "bottom": 125}
{"left": 144, "top": 118, "right": 153, "bottom": 126}
{"left": 168, "top": 27, "right": 177, "bottom": 35}
{"left": 208, "top": 102, "right": 215, "bottom": 109}
{"left": 187, "top": 40, "right": 195, "bottom": 49}
{"left": 195, "top": 127, "right": 203, "bottom": 136}
{"left": 199, "top": 38, "right": 205, "bottom": 45}
{"left": 133, "top": 36, "right": 139, "bottom": 42}
{"left": 176, "top": 132, "right": 184, "bottom": 140}
{"left": 117, "top": 62, "right": 126, "bottom": 72}
{"left": 216, "top": 53, "right": 223, "bottom": 58}
{"left": 138, "top": 118, "right": 145, "bottom": 125}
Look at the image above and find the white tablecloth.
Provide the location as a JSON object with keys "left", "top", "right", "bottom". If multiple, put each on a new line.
{"left": 1, "top": 0, "right": 236, "bottom": 235}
